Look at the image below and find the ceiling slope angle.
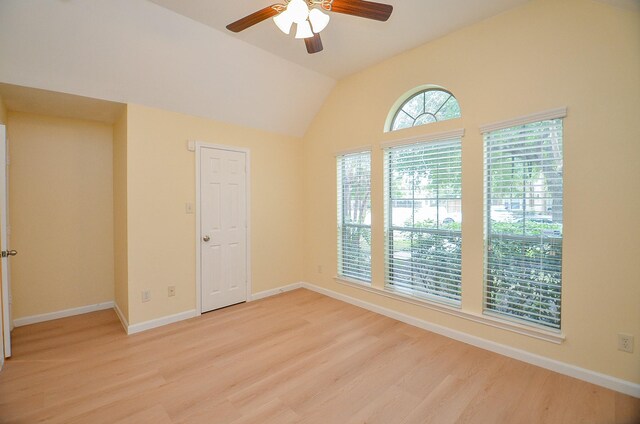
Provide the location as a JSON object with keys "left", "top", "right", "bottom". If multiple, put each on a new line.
{"left": 0, "top": 0, "right": 335, "bottom": 136}
{"left": 147, "top": 0, "right": 532, "bottom": 79}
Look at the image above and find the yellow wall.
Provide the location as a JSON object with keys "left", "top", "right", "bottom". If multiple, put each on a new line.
{"left": 8, "top": 112, "right": 115, "bottom": 318}
{"left": 125, "top": 104, "right": 304, "bottom": 325}
{"left": 113, "top": 107, "right": 129, "bottom": 321}
{"left": 302, "top": 0, "right": 640, "bottom": 383}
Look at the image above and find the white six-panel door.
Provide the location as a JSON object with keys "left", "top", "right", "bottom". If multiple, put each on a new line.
{"left": 199, "top": 146, "right": 248, "bottom": 313}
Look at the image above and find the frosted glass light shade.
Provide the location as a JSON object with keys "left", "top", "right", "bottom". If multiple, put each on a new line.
{"left": 287, "top": 0, "right": 310, "bottom": 24}
{"left": 309, "top": 8, "right": 330, "bottom": 33}
{"left": 273, "top": 10, "right": 294, "bottom": 34}
{"left": 295, "top": 20, "right": 314, "bottom": 39}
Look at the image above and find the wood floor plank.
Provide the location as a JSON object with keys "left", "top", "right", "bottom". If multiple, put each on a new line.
{"left": 294, "top": 335, "right": 425, "bottom": 423}
{"left": 17, "top": 371, "right": 167, "bottom": 424}
{"left": 456, "top": 358, "right": 539, "bottom": 423}
{"left": 173, "top": 398, "right": 241, "bottom": 424}
{"left": 230, "top": 398, "right": 300, "bottom": 424}
{"left": 227, "top": 330, "right": 380, "bottom": 413}
{"left": 343, "top": 385, "right": 422, "bottom": 424}
{"left": 0, "top": 288, "right": 637, "bottom": 424}
{"left": 615, "top": 392, "right": 640, "bottom": 424}
{"left": 111, "top": 404, "right": 173, "bottom": 424}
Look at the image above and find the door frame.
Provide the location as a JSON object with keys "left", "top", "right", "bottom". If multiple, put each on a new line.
{"left": 0, "top": 124, "right": 11, "bottom": 358}
{"left": 195, "top": 142, "right": 251, "bottom": 315}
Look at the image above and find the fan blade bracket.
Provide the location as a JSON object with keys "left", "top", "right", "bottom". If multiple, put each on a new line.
{"left": 308, "top": 0, "right": 335, "bottom": 11}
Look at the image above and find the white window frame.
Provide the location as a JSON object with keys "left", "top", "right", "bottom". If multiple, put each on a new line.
{"left": 388, "top": 89, "right": 462, "bottom": 132}
{"left": 383, "top": 130, "right": 464, "bottom": 306}
{"left": 481, "top": 108, "right": 567, "bottom": 331}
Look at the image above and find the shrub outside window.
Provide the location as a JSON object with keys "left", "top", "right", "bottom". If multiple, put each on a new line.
{"left": 484, "top": 118, "right": 564, "bottom": 330}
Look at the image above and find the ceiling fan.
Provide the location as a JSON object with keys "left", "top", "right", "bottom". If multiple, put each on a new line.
{"left": 226, "top": 0, "right": 393, "bottom": 54}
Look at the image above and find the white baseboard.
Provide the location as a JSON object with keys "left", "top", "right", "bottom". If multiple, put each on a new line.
{"left": 13, "top": 301, "right": 115, "bottom": 327}
{"left": 296, "top": 281, "right": 640, "bottom": 398}
{"left": 113, "top": 302, "right": 129, "bottom": 333}
{"left": 126, "top": 309, "right": 197, "bottom": 335}
{"left": 249, "top": 283, "right": 303, "bottom": 301}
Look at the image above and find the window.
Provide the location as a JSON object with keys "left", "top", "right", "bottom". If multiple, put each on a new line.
{"left": 391, "top": 89, "right": 461, "bottom": 131}
{"left": 337, "top": 151, "right": 371, "bottom": 283}
{"left": 384, "top": 138, "right": 462, "bottom": 304}
{"left": 484, "top": 118, "right": 564, "bottom": 329}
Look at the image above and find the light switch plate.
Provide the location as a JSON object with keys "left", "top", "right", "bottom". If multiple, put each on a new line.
{"left": 141, "top": 290, "right": 151, "bottom": 303}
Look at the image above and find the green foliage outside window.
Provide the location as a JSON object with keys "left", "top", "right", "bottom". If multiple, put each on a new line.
{"left": 484, "top": 119, "right": 564, "bottom": 329}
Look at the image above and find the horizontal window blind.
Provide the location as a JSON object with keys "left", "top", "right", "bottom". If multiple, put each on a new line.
{"left": 484, "top": 118, "right": 564, "bottom": 329}
{"left": 384, "top": 139, "right": 462, "bottom": 304}
{"left": 337, "top": 151, "right": 371, "bottom": 282}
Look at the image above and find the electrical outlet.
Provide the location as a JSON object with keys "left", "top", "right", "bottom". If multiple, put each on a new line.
{"left": 618, "top": 334, "right": 634, "bottom": 353}
{"left": 141, "top": 290, "right": 151, "bottom": 303}
{"left": 168, "top": 286, "right": 176, "bottom": 297}
{"left": 318, "top": 265, "right": 323, "bottom": 274}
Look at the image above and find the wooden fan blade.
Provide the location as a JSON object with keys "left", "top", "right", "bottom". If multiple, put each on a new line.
{"left": 226, "top": 5, "right": 280, "bottom": 33}
{"left": 330, "top": 0, "right": 393, "bottom": 22}
{"left": 305, "top": 33, "right": 324, "bottom": 54}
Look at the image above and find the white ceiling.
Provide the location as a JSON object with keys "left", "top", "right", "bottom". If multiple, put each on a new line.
{"left": 0, "top": 83, "right": 125, "bottom": 124}
{"left": 147, "top": 0, "right": 533, "bottom": 79}
{"left": 0, "top": 0, "right": 334, "bottom": 136}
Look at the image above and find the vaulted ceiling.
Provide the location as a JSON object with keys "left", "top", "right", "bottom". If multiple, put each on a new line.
{"left": 2, "top": 0, "right": 633, "bottom": 136}
{"left": 146, "top": 0, "right": 531, "bottom": 79}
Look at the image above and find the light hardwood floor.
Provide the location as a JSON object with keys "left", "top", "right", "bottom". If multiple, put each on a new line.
{"left": 0, "top": 289, "right": 638, "bottom": 423}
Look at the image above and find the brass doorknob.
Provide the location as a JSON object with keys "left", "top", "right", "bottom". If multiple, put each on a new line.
{"left": 203, "top": 235, "right": 210, "bottom": 242}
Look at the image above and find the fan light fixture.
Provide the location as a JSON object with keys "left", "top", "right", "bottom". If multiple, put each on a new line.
{"left": 273, "top": 10, "right": 294, "bottom": 34}
{"left": 295, "top": 20, "right": 314, "bottom": 39}
{"left": 273, "top": 0, "right": 330, "bottom": 39}
{"left": 287, "top": 0, "right": 310, "bottom": 23}
{"left": 309, "top": 8, "right": 330, "bottom": 33}
{"left": 227, "top": 0, "right": 393, "bottom": 55}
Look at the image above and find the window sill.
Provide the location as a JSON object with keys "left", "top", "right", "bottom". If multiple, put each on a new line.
{"left": 334, "top": 277, "right": 565, "bottom": 344}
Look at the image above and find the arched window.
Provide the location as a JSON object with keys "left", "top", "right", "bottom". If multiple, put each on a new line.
{"left": 390, "top": 89, "right": 461, "bottom": 131}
